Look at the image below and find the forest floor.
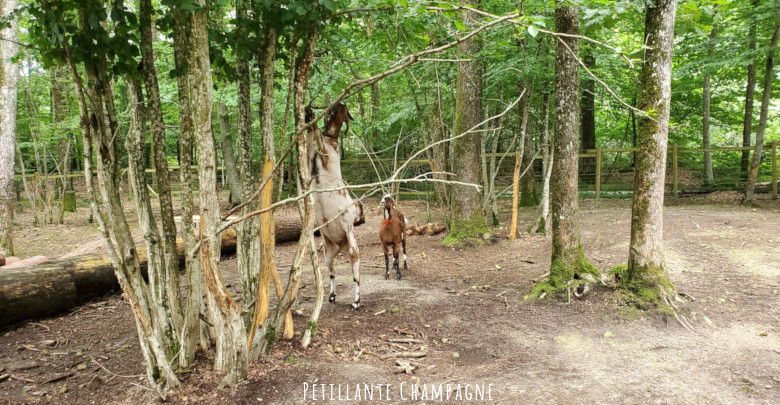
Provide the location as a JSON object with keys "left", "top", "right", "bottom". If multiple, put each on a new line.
{"left": 1, "top": 191, "right": 779, "bottom": 404}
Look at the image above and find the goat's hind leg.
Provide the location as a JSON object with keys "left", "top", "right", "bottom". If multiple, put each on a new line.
{"left": 347, "top": 231, "right": 361, "bottom": 309}
{"left": 393, "top": 244, "right": 401, "bottom": 281}
{"left": 324, "top": 238, "right": 340, "bottom": 304}
{"left": 401, "top": 232, "right": 408, "bottom": 270}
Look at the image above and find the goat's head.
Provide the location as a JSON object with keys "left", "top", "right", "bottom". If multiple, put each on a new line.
{"left": 324, "top": 102, "right": 354, "bottom": 138}
{"left": 305, "top": 105, "right": 316, "bottom": 124}
{"left": 379, "top": 194, "right": 396, "bottom": 212}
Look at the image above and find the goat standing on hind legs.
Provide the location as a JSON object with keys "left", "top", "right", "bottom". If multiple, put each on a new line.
{"left": 307, "top": 103, "right": 362, "bottom": 309}
{"left": 379, "top": 194, "right": 408, "bottom": 280}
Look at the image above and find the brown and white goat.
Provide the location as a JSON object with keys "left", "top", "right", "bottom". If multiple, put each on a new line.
{"left": 379, "top": 194, "right": 408, "bottom": 280}
{"left": 306, "top": 103, "right": 363, "bottom": 309}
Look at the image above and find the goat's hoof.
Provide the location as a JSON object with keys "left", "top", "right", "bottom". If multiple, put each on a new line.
{"left": 397, "top": 273, "right": 402, "bottom": 281}
{"left": 384, "top": 273, "right": 389, "bottom": 280}
{"left": 329, "top": 293, "right": 336, "bottom": 303}
{"left": 404, "top": 263, "right": 408, "bottom": 270}
{"left": 352, "top": 300, "right": 360, "bottom": 310}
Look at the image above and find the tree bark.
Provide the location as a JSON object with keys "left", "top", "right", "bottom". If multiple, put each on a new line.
{"left": 741, "top": 0, "right": 759, "bottom": 179}
{"left": 702, "top": 24, "right": 717, "bottom": 184}
{"left": 217, "top": 102, "right": 243, "bottom": 204}
{"left": 189, "top": 0, "right": 248, "bottom": 383}
{"left": 530, "top": 92, "right": 552, "bottom": 235}
{"left": 743, "top": 16, "right": 780, "bottom": 203}
{"left": 235, "top": 0, "right": 260, "bottom": 308}
{"left": 0, "top": 0, "right": 19, "bottom": 256}
{"left": 171, "top": 4, "right": 205, "bottom": 367}
{"left": 625, "top": 0, "right": 678, "bottom": 301}
{"left": 543, "top": 0, "right": 600, "bottom": 294}
{"left": 450, "top": 0, "right": 488, "bottom": 240}
{"left": 138, "top": 0, "right": 184, "bottom": 356}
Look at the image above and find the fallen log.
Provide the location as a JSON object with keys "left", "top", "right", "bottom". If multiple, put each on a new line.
{"left": 0, "top": 207, "right": 367, "bottom": 326}
{"left": 0, "top": 213, "right": 313, "bottom": 326}
{"left": 406, "top": 223, "right": 446, "bottom": 236}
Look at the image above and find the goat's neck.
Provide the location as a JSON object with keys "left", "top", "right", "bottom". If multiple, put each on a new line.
{"left": 383, "top": 207, "right": 392, "bottom": 221}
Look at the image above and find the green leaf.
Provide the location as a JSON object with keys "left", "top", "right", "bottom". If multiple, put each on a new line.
{"left": 455, "top": 20, "right": 466, "bottom": 31}
{"left": 527, "top": 24, "right": 538, "bottom": 38}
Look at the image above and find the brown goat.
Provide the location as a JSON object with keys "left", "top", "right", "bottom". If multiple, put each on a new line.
{"left": 379, "top": 194, "right": 408, "bottom": 280}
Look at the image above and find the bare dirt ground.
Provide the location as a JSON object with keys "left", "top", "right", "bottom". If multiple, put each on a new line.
{"left": 1, "top": 191, "right": 779, "bottom": 404}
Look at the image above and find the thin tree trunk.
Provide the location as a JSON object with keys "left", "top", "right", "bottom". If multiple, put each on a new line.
{"left": 625, "top": 0, "right": 678, "bottom": 301}
{"left": 543, "top": 0, "right": 600, "bottom": 295}
{"left": 256, "top": 26, "right": 319, "bottom": 357}
{"left": 217, "top": 102, "right": 243, "bottom": 204}
{"left": 744, "top": 16, "right": 780, "bottom": 204}
{"left": 702, "top": 24, "right": 717, "bottom": 184}
{"left": 580, "top": 52, "right": 596, "bottom": 174}
{"left": 171, "top": 5, "right": 206, "bottom": 366}
{"left": 530, "top": 92, "right": 552, "bottom": 235}
{"left": 0, "top": 0, "right": 19, "bottom": 256}
{"left": 235, "top": 0, "right": 260, "bottom": 308}
{"left": 741, "top": 0, "right": 759, "bottom": 179}
{"left": 450, "top": 0, "right": 488, "bottom": 239}
{"left": 277, "top": 41, "right": 297, "bottom": 201}
{"left": 519, "top": 85, "right": 537, "bottom": 207}
{"left": 139, "top": 0, "right": 183, "bottom": 351}
{"left": 189, "top": 0, "right": 248, "bottom": 383}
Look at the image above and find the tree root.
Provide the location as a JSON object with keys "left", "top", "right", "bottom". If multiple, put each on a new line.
{"left": 659, "top": 286, "right": 695, "bottom": 333}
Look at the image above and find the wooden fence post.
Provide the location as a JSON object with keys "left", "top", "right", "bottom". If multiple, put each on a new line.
{"left": 673, "top": 143, "right": 678, "bottom": 197}
{"left": 595, "top": 148, "right": 602, "bottom": 199}
{"left": 772, "top": 141, "right": 778, "bottom": 199}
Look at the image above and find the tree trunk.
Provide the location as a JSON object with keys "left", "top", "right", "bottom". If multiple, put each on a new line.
{"left": 139, "top": 0, "right": 184, "bottom": 356}
{"left": 530, "top": 92, "right": 552, "bottom": 235}
{"left": 625, "top": 0, "right": 678, "bottom": 302}
{"left": 171, "top": 4, "right": 206, "bottom": 367}
{"left": 580, "top": 52, "right": 596, "bottom": 174}
{"left": 0, "top": 0, "right": 19, "bottom": 256}
{"left": 449, "top": 0, "right": 488, "bottom": 240}
{"left": 519, "top": 87, "right": 537, "bottom": 207}
{"left": 743, "top": 16, "right": 780, "bottom": 204}
{"left": 235, "top": 0, "right": 260, "bottom": 308}
{"left": 256, "top": 26, "right": 318, "bottom": 357}
{"left": 217, "top": 102, "right": 243, "bottom": 204}
{"left": 741, "top": 0, "right": 759, "bottom": 179}
{"left": 277, "top": 40, "right": 297, "bottom": 201}
{"left": 702, "top": 24, "right": 717, "bottom": 184}
{"left": 189, "top": 0, "right": 248, "bottom": 383}
{"left": 540, "top": 0, "right": 600, "bottom": 295}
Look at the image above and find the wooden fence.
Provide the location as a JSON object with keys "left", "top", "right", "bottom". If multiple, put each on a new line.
{"left": 13, "top": 142, "right": 779, "bottom": 200}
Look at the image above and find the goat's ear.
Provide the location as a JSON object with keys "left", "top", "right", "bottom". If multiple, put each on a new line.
{"left": 347, "top": 110, "right": 355, "bottom": 121}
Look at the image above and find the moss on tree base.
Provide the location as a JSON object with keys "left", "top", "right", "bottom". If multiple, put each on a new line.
{"left": 610, "top": 263, "right": 676, "bottom": 312}
{"left": 63, "top": 191, "right": 76, "bottom": 213}
{"left": 442, "top": 214, "right": 490, "bottom": 247}
{"left": 518, "top": 192, "right": 540, "bottom": 207}
{"left": 528, "top": 247, "right": 601, "bottom": 299}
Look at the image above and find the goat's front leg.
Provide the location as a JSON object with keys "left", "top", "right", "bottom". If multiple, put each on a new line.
{"left": 382, "top": 243, "right": 390, "bottom": 280}
{"left": 347, "top": 232, "right": 361, "bottom": 309}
